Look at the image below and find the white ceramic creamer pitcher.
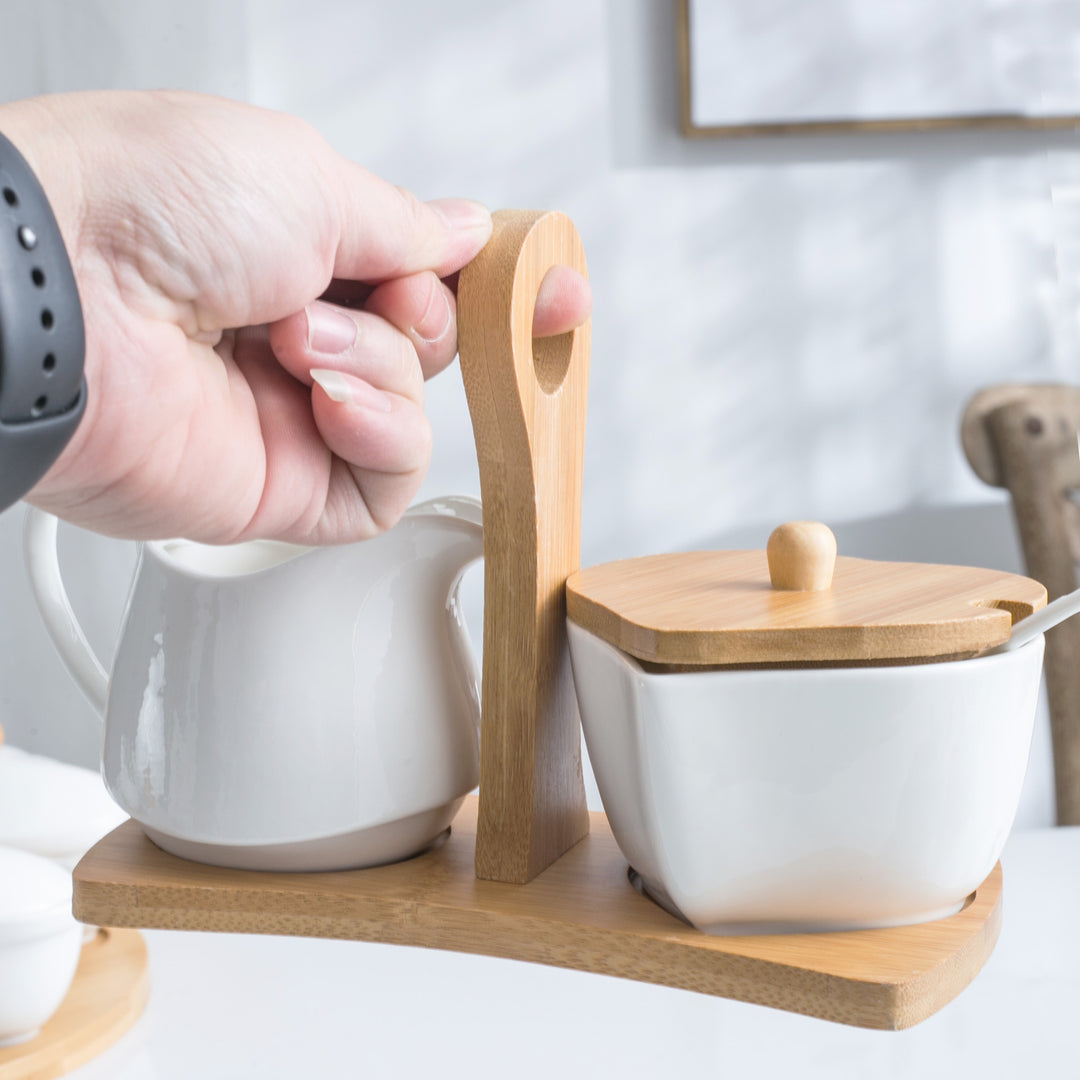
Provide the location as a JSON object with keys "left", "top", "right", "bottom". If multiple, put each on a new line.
{"left": 23, "top": 496, "right": 483, "bottom": 872}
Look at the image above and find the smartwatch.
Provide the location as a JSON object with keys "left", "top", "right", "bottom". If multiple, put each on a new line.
{"left": 0, "top": 129, "right": 86, "bottom": 513}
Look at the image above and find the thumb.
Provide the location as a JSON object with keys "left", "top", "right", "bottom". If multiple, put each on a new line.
{"left": 328, "top": 163, "right": 492, "bottom": 282}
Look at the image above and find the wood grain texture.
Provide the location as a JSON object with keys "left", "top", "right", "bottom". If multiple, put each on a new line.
{"left": 0, "top": 929, "right": 148, "bottom": 1080}
{"left": 71, "top": 800, "right": 1001, "bottom": 1031}
{"left": 457, "top": 210, "right": 590, "bottom": 882}
{"left": 962, "top": 384, "right": 1080, "bottom": 824}
{"left": 567, "top": 552, "right": 1047, "bottom": 666}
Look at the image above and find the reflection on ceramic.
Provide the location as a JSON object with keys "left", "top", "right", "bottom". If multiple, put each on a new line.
{"left": 24, "top": 497, "right": 483, "bottom": 872}
{"left": 568, "top": 621, "right": 1045, "bottom": 934}
{"left": 0, "top": 746, "right": 128, "bottom": 871}
{"left": 0, "top": 846, "right": 82, "bottom": 1046}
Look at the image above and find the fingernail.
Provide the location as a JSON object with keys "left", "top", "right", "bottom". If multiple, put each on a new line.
{"left": 429, "top": 198, "right": 492, "bottom": 233}
{"left": 412, "top": 280, "right": 453, "bottom": 344}
{"left": 306, "top": 303, "right": 357, "bottom": 354}
{"left": 311, "top": 369, "right": 393, "bottom": 413}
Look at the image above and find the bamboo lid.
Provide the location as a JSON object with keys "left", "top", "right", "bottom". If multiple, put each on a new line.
{"left": 565, "top": 522, "right": 1048, "bottom": 667}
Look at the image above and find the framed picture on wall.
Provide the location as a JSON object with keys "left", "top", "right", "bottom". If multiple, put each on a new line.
{"left": 678, "top": 0, "right": 1080, "bottom": 136}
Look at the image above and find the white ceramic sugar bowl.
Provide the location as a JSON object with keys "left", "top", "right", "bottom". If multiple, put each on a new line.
{"left": 566, "top": 522, "right": 1048, "bottom": 934}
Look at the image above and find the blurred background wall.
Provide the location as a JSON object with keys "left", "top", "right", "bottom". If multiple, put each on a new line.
{"left": 1, "top": 0, "right": 1077, "bottom": 825}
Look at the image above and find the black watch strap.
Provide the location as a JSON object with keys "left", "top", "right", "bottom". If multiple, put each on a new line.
{"left": 0, "top": 129, "right": 86, "bottom": 512}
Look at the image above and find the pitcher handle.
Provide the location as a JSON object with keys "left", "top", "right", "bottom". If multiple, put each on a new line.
{"left": 23, "top": 507, "right": 110, "bottom": 720}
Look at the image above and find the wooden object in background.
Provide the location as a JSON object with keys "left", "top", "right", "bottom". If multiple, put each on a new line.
{"left": 456, "top": 210, "right": 590, "bottom": 883}
{"left": 0, "top": 929, "right": 148, "bottom": 1080}
{"left": 71, "top": 799, "right": 1001, "bottom": 1031}
{"left": 566, "top": 548, "right": 1046, "bottom": 668}
{"left": 962, "top": 384, "right": 1080, "bottom": 825}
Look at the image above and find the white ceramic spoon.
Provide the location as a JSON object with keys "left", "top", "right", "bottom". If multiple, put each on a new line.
{"left": 985, "top": 585, "right": 1080, "bottom": 654}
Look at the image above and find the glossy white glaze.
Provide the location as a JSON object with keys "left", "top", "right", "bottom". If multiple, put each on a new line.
{"left": 568, "top": 621, "right": 1045, "bottom": 933}
{"left": 24, "top": 498, "right": 483, "bottom": 872}
{"left": 0, "top": 846, "right": 82, "bottom": 1046}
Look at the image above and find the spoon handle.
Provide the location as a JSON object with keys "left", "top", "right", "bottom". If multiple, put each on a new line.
{"left": 457, "top": 210, "right": 591, "bottom": 883}
{"left": 988, "top": 584, "right": 1080, "bottom": 654}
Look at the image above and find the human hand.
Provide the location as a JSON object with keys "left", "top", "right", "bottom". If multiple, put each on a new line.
{"left": 0, "top": 91, "right": 591, "bottom": 543}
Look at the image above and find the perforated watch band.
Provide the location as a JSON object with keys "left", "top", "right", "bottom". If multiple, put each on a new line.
{"left": 0, "top": 129, "right": 86, "bottom": 512}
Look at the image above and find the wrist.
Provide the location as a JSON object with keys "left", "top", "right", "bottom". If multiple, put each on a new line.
{"left": 0, "top": 112, "right": 86, "bottom": 512}
{"left": 0, "top": 99, "right": 84, "bottom": 255}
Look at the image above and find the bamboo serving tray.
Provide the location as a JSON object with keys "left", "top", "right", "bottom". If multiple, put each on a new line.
{"left": 71, "top": 797, "right": 1001, "bottom": 1032}
{"left": 0, "top": 929, "right": 148, "bottom": 1080}
{"left": 61, "top": 211, "right": 1004, "bottom": 1038}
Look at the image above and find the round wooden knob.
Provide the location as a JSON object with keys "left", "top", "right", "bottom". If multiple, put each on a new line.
{"left": 767, "top": 522, "right": 837, "bottom": 591}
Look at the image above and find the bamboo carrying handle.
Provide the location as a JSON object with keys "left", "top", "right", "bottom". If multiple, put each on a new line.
{"left": 457, "top": 210, "right": 591, "bottom": 883}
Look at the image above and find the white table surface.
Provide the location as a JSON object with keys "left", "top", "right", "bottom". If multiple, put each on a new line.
{"left": 67, "top": 827, "right": 1080, "bottom": 1080}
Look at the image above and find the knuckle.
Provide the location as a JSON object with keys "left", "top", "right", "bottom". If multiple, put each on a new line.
{"left": 394, "top": 185, "right": 429, "bottom": 232}
{"left": 397, "top": 335, "right": 425, "bottom": 400}
{"left": 381, "top": 186, "right": 433, "bottom": 277}
{"left": 414, "top": 415, "right": 434, "bottom": 468}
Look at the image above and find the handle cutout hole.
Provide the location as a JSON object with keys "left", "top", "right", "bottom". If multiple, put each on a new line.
{"left": 43, "top": 353, "right": 56, "bottom": 373}
{"left": 32, "top": 267, "right": 45, "bottom": 287}
{"left": 41, "top": 308, "right": 54, "bottom": 329}
{"left": 975, "top": 598, "right": 1037, "bottom": 625}
{"left": 532, "top": 330, "right": 573, "bottom": 395}
{"left": 2, "top": 187, "right": 16, "bottom": 207}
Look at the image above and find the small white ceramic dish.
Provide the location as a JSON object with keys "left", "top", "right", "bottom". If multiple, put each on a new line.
{"left": 0, "top": 745, "right": 128, "bottom": 872}
{"left": 568, "top": 621, "right": 1045, "bottom": 934}
{"left": 0, "top": 845, "right": 82, "bottom": 1046}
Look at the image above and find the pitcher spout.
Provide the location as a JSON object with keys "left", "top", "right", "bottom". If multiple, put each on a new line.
{"left": 400, "top": 495, "right": 484, "bottom": 741}
{"left": 400, "top": 495, "right": 484, "bottom": 593}
{"left": 404, "top": 495, "right": 483, "bottom": 554}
